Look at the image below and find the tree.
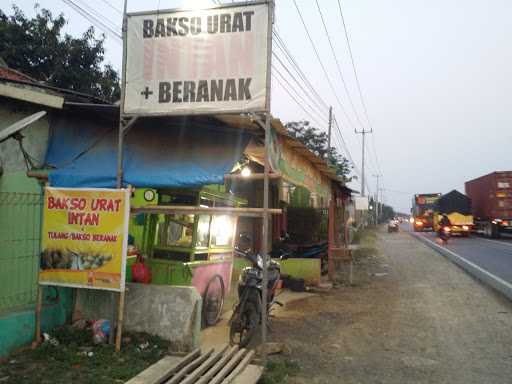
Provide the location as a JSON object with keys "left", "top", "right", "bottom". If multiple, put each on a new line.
{"left": 0, "top": 6, "right": 120, "bottom": 102}
{"left": 381, "top": 204, "right": 395, "bottom": 221}
{"left": 285, "top": 120, "right": 352, "bottom": 181}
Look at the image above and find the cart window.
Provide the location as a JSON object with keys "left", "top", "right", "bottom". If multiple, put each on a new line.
{"left": 196, "top": 215, "right": 211, "bottom": 248}
{"left": 157, "top": 214, "right": 194, "bottom": 247}
{"left": 211, "top": 215, "right": 236, "bottom": 247}
{"left": 199, "top": 197, "right": 214, "bottom": 207}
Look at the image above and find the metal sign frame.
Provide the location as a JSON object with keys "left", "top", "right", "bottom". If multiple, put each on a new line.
{"left": 120, "top": 0, "right": 271, "bottom": 117}
{"left": 115, "top": 0, "right": 274, "bottom": 357}
{"left": 38, "top": 187, "right": 131, "bottom": 292}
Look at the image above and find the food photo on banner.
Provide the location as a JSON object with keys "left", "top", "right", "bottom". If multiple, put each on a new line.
{"left": 39, "top": 187, "right": 130, "bottom": 291}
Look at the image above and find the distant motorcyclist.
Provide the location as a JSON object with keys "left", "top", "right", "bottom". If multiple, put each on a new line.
{"left": 438, "top": 214, "right": 451, "bottom": 243}
{"left": 439, "top": 214, "right": 451, "bottom": 228}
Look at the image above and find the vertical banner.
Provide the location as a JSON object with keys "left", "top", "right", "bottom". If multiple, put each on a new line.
{"left": 39, "top": 188, "right": 130, "bottom": 291}
{"left": 123, "top": 2, "right": 269, "bottom": 115}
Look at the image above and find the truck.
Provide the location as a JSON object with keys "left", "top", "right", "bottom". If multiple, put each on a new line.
{"left": 411, "top": 193, "right": 441, "bottom": 231}
{"left": 465, "top": 171, "right": 512, "bottom": 238}
{"left": 432, "top": 190, "right": 473, "bottom": 236}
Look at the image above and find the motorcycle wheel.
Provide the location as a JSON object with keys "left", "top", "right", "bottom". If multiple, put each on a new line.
{"left": 229, "top": 300, "right": 260, "bottom": 348}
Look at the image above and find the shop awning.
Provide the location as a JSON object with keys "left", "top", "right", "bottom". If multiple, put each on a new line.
{"left": 45, "top": 114, "right": 250, "bottom": 189}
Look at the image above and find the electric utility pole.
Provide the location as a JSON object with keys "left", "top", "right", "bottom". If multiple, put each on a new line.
{"left": 327, "top": 106, "right": 333, "bottom": 155}
{"left": 379, "top": 188, "right": 385, "bottom": 218}
{"left": 355, "top": 127, "right": 372, "bottom": 197}
{"left": 373, "top": 174, "right": 381, "bottom": 224}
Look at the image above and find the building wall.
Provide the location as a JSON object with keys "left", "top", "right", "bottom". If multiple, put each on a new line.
{"left": 0, "top": 98, "right": 72, "bottom": 357}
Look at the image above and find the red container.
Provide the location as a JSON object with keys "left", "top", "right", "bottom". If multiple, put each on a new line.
{"left": 131, "top": 255, "right": 152, "bottom": 284}
{"left": 465, "top": 171, "right": 512, "bottom": 221}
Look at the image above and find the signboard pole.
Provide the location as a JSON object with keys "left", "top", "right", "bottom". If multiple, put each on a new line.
{"left": 261, "top": 0, "right": 274, "bottom": 365}
{"left": 33, "top": 285, "right": 43, "bottom": 346}
{"left": 117, "top": 0, "right": 129, "bottom": 190}
{"left": 112, "top": 0, "right": 129, "bottom": 351}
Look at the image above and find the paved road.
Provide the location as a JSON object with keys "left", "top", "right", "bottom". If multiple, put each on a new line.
{"left": 404, "top": 224, "right": 512, "bottom": 284}
{"left": 269, "top": 228, "right": 512, "bottom": 384}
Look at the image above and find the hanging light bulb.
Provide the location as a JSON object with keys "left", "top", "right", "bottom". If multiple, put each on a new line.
{"left": 241, "top": 166, "right": 252, "bottom": 178}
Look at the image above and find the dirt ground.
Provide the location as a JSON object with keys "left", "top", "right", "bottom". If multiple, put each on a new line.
{"left": 265, "top": 227, "right": 512, "bottom": 383}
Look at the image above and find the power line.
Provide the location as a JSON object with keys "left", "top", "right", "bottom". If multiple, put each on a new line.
{"left": 62, "top": 0, "right": 122, "bottom": 43}
{"left": 314, "top": 0, "right": 366, "bottom": 132}
{"left": 215, "top": 0, "right": 330, "bottom": 130}
{"left": 272, "top": 31, "right": 329, "bottom": 111}
{"left": 333, "top": 135, "right": 359, "bottom": 177}
{"left": 272, "top": 64, "right": 328, "bottom": 126}
{"left": 337, "top": 0, "right": 373, "bottom": 132}
{"left": 77, "top": 0, "right": 121, "bottom": 32}
{"left": 272, "top": 52, "right": 328, "bottom": 121}
{"left": 272, "top": 75, "right": 326, "bottom": 128}
{"left": 332, "top": 117, "right": 359, "bottom": 176}
{"left": 337, "top": 1, "right": 384, "bottom": 188}
{"left": 96, "top": 0, "right": 123, "bottom": 16}
{"left": 292, "top": 0, "right": 357, "bottom": 133}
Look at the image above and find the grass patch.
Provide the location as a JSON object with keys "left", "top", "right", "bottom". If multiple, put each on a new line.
{"left": 0, "top": 326, "right": 170, "bottom": 384}
{"left": 259, "top": 359, "right": 301, "bottom": 384}
{"left": 353, "top": 228, "right": 379, "bottom": 259}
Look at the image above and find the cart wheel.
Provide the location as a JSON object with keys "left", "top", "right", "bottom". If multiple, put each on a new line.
{"left": 202, "top": 275, "right": 225, "bottom": 327}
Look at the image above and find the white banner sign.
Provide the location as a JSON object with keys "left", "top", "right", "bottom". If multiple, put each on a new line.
{"left": 123, "top": 3, "right": 269, "bottom": 116}
{"left": 354, "top": 196, "right": 369, "bottom": 211}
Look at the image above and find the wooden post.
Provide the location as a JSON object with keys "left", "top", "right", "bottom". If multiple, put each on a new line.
{"left": 327, "top": 191, "right": 336, "bottom": 281}
{"left": 34, "top": 285, "right": 43, "bottom": 346}
{"left": 109, "top": 293, "right": 117, "bottom": 344}
{"left": 349, "top": 258, "right": 354, "bottom": 286}
{"left": 258, "top": 0, "right": 274, "bottom": 367}
{"left": 115, "top": 289, "right": 126, "bottom": 352}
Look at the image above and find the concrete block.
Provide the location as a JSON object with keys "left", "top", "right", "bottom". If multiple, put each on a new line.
{"left": 76, "top": 283, "right": 202, "bottom": 352}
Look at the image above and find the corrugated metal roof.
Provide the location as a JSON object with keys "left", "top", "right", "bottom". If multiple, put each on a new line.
{"left": 0, "top": 67, "right": 36, "bottom": 83}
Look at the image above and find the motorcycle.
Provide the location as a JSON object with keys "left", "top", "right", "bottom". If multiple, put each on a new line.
{"left": 438, "top": 225, "right": 451, "bottom": 243}
{"left": 229, "top": 248, "right": 288, "bottom": 347}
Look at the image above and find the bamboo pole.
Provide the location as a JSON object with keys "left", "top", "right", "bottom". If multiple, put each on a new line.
{"left": 131, "top": 205, "right": 282, "bottom": 217}
{"left": 224, "top": 173, "right": 282, "bottom": 181}
{"left": 328, "top": 194, "right": 335, "bottom": 281}
{"left": 34, "top": 285, "right": 43, "bottom": 346}
{"left": 260, "top": 0, "right": 275, "bottom": 367}
{"left": 115, "top": 289, "right": 126, "bottom": 352}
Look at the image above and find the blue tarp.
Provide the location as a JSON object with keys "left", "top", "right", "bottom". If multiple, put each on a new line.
{"left": 45, "top": 114, "right": 250, "bottom": 188}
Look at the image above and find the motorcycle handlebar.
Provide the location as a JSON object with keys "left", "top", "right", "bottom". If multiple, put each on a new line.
{"left": 233, "top": 248, "right": 247, "bottom": 258}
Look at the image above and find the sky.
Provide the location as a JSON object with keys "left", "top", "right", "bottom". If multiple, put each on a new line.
{"left": 4, "top": 0, "right": 512, "bottom": 213}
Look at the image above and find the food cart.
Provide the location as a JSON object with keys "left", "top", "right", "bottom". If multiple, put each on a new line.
{"left": 129, "top": 186, "right": 244, "bottom": 326}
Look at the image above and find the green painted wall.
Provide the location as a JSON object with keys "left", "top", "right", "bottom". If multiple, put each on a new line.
{"left": 0, "top": 100, "right": 73, "bottom": 357}
{"left": 278, "top": 258, "right": 321, "bottom": 286}
{"left": 232, "top": 256, "right": 320, "bottom": 286}
{"left": 0, "top": 287, "right": 73, "bottom": 357}
{"left": 290, "top": 186, "right": 311, "bottom": 208}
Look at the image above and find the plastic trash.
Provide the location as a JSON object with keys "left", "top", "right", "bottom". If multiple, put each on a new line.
{"left": 91, "top": 319, "right": 110, "bottom": 344}
{"left": 42, "top": 333, "right": 59, "bottom": 346}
